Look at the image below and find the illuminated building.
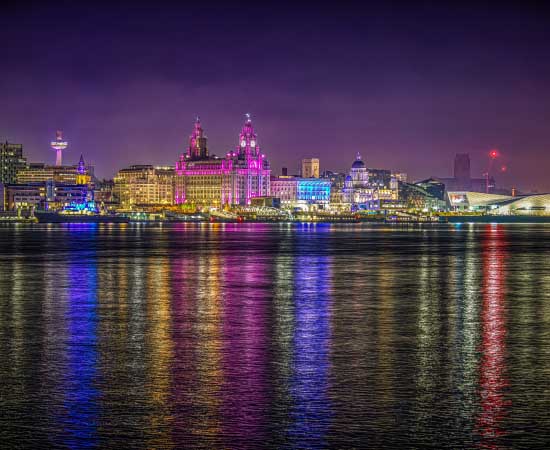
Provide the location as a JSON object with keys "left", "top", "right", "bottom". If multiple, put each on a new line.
{"left": 447, "top": 191, "right": 550, "bottom": 215}
{"left": 250, "top": 196, "right": 281, "bottom": 208}
{"left": 415, "top": 178, "right": 446, "bottom": 201}
{"left": 398, "top": 182, "right": 446, "bottom": 211}
{"left": 342, "top": 153, "right": 399, "bottom": 210}
{"left": 175, "top": 115, "right": 271, "bottom": 207}
{"left": 301, "top": 158, "right": 320, "bottom": 178}
{"left": 93, "top": 179, "right": 115, "bottom": 204}
{"left": 17, "top": 161, "right": 95, "bottom": 184}
{"left": 0, "top": 141, "right": 27, "bottom": 184}
{"left": 4, "top": 182, "right": 89, "bottom": 211}
{"left": 393, "top": 172, "right": 408, "bottom": 183}
{"left": 75, "top": 155, "right": 92, "bottom": 185}
{"left": 270, "top": 176, "right": 331, "bottom": 210}
{"left": 113, "top": 165, "right": 175, "bottom": 207}
{"left": 50, "top": 130, "right": 68, "bottom": 166}
{"left": 5, "top": 183, "right": 47, "bottom": 210}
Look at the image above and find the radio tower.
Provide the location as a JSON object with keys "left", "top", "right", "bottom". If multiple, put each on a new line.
{"left": 50, "top": 130, "right": 68, "bottom": 166}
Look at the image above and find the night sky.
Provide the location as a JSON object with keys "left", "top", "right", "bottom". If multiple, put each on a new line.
{"left": 1, "top": 1, "right": 549, "bottom": 191}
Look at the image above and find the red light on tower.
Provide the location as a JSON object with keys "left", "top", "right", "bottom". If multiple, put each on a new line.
{"left": 501, "top": 165, "right": 507, "bottom": 172}
{"left": 489, "top": 149, "right": 499, "bottom": 159}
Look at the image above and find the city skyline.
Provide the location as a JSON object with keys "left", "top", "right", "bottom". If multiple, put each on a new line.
{"left": 1, "top": 2, "right": 550, "bottom": 191}
{"left": 0, "top": 115, "right": 539, "bottom": 192}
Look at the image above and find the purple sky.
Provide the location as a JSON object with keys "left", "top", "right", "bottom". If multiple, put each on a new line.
{"left": 1, "top": 2, "right": 549, "bottom": 191}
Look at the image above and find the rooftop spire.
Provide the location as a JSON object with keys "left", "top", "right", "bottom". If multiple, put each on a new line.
{"left": 77, "top": 154, "right": 86, "bottom": 174}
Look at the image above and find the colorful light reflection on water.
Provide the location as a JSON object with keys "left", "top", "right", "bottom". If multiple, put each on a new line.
{"left": 1, "top": 223, "right": 550, "bottom": 448}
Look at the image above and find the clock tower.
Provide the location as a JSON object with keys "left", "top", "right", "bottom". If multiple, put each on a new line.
{"left": 237, "top": 113, "right": 260, "bottom": 158}
{"left": 187, "top": 116, "right": 208, "bottom": 160}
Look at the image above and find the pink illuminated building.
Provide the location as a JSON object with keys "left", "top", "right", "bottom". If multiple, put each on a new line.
{"left": 175, "top": 115, "right": 270, "bottom": 207}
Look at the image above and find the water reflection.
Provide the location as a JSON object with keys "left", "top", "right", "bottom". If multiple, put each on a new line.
{"left": 1, "top": 223, "right": 550, "bottom": 448}
{"left": 288, "top": 251, "right": 333, "bottom": 448}
{"left": 63, "top": 254, "right": 99, "bottom": 447}
{"left": 476, "top": 225, "right": 510, "bottom": 449}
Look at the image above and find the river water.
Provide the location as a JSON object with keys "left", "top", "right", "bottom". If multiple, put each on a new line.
{"left": 1, "top": 223, "right": 549, "bottom": 449}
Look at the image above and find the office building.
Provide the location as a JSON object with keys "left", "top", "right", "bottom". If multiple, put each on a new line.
{"left": 301, "top": 158, "right": 320, "bottom": 178}
{"left": 175, "top": 115, "right": 271, "bottom": 207}
{"left": 436, "top": 153, "right": 495, "bottom": 193}
{"left": 270, "top": 176, "right": 331, "bottom": 209}
{"left": 113, "top": 165, "right": 175, "bottom": 207}
{"left": 1, "top": 141, "right": 27, "bottom": 184}
{"left": 17, "top": 161, "right": 95, "bottom": 185}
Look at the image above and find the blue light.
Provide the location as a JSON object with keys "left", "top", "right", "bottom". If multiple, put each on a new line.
{"left": 296, "top": 180, "right": 331, "bottom": 202}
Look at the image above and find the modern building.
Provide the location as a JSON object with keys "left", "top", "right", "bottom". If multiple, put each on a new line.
{"left": 17, "top": 161, "right": 95, "bottom": 185}
{"left": 415, "top": 178, "right": 446, "bottom": 201}
{"left": 301, "top": 158, "right": 320, "bottom": 178}
{"left": 399, "top": 182, "right": 446, "bottom": 211}
{"left": 5, "top": 183, "right": 47, "bottom": 210}
{"left": 4, "top": 181, "right": 90, "bottom": 211}
{"left": 175, "top": 115, "right": 271, "bottom": 208}
{"left": 1, "top": 141, "right": 27, "bottom": 184}
{"left": 113, "top": 165, "right": 175, "bottom": 208}
{"left": 446, "top": 191, "right": 550, "bottom": 215}
{"left": 270, "top": 176, "right": 331, "bottom": 210}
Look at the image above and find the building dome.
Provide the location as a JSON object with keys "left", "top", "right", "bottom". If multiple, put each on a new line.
{"left": 351, "top": 151, "right": 365, "bottom": 169}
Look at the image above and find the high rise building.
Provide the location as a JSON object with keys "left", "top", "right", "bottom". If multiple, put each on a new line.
{"left": 0, "top": 141, "right": 27, "bottom": 184}
{"left": 454, "top": 153, "right": 471, "bottom": 182}
{"left": 435, "top": 153, "right": 496, "bottom": 193}
{"left": 113, "top": 165, "right": 175, "bottom": 207}
{"left": 302, "top": 158, "right": 320, "bottom": 178}
{"left": 175, "top": 115, "right": 271, "bottom": 207}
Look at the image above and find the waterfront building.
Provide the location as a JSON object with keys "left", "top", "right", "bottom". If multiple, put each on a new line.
{"left": 270, "top": 176, "right": 331, "bottom": 210}
{"left": 415, "top": 178, "right": 446, "bottom": 201}
{"left": 17, "top": 161, "right": 95, "bottom": 184}
{"left": 341, "top": 153, "right": 399, "bottom": 210}
{"left": 93, "top": 179, "right": 115, "bottom": 204}
{"left": 0, "top": 141, "right": 27, "bottom": 184}
{"left": 76, "top": 154, "right": 92, "bottom": 186}
{"left": 447, "top": 191, "right": 550, "bottom": 215}
{"left": 113, "top": 165, "right": 175, "bottom": 208}
{"left": 250, "top": 196, "right": 281, "bottom": 208}
{"left": 5, "top": 182, "right": 90, "bottom": 211}
{"left": 175, "top": 115, "right": 271, "bottom": 207}
{"left": 5, "top": 183, "right": 47, "bottom": 210}
{"left": 398, "top": 182, "right": 446, "bottom": 211}
{"left": 302, "top": 158, "right": 320, "bottom": 178}
{"left": 0, "top": 183, "right": 4, "bottom": 211}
